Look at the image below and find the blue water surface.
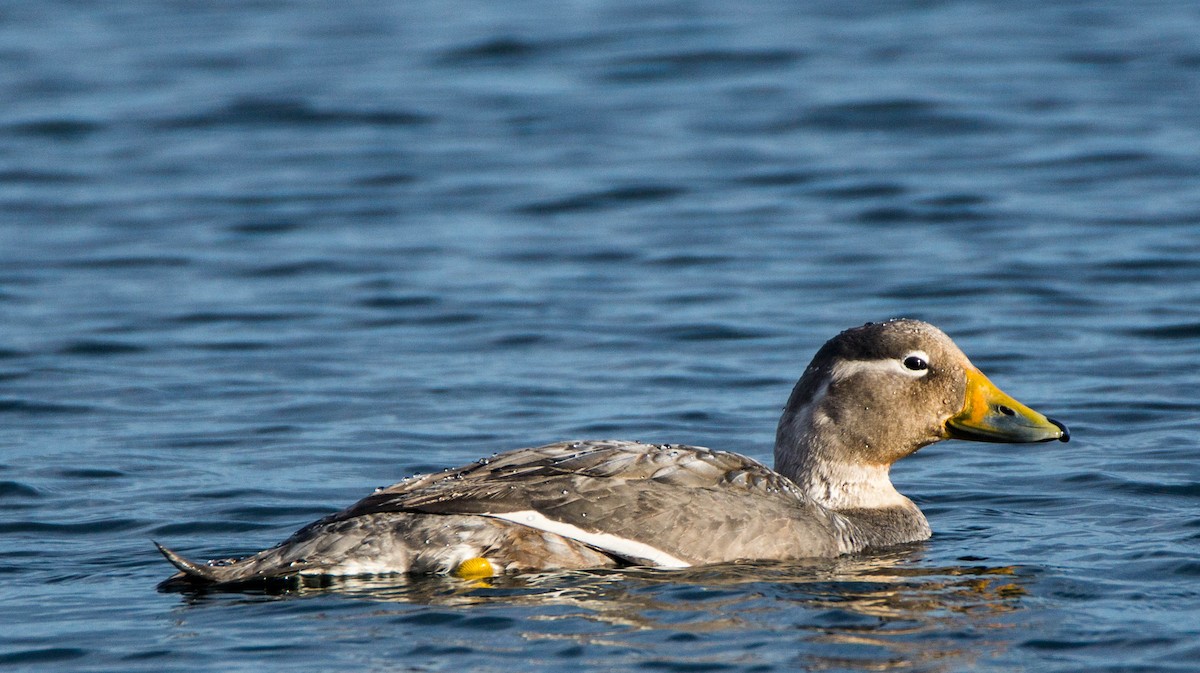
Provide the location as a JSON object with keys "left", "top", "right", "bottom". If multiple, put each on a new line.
{"left": 2, "top": 1, "right": 1200, "bottom": 671}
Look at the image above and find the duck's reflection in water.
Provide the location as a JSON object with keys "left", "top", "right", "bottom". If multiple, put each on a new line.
{"left": 173, "top": 547, "right": 1031, "bottom": 672}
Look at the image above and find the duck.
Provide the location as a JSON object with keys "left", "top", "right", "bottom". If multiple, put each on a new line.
{"left": 156, "top": 319, "right": 1068, "bottom": 588}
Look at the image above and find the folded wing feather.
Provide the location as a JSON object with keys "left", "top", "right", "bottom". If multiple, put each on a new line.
{"left": 320, "top": 440, "right": 843, "bottom": 564}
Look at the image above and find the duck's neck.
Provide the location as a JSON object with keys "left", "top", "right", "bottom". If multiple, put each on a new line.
{"left": 774, "top": 388, "right": 930, "bottom": 547}
{"left": 784, "top": 454, "right": 912, "bottom": 511}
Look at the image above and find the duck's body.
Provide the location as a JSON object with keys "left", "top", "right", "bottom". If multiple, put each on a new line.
{"left": 157, "top": 320, "right": 1067, "bottom": 589}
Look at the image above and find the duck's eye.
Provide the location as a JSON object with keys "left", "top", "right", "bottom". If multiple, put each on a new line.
{"left": 903, "top": 355, "right": 928, "bottom": 371}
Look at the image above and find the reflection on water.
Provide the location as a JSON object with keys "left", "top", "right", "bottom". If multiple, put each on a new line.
{"left": 169, "top": 549, "right": 1030, "bottom": 672}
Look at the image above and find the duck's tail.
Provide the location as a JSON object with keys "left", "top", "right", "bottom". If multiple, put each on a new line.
{"left": 154, "top": 541, "right": 290, "bottom": 591}
{"left": 154, "top": 541, "right": 218, "bottom": 578}
{"left": 153, "top": 541, "right": 229, "bottom": 589}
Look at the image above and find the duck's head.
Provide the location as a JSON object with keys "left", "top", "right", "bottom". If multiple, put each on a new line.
{"left": 776, "top": 319, "right": 1068, "bottom": 479}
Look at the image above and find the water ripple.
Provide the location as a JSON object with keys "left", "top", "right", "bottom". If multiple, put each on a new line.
{"left": 1127, "top": 323, "right": 1200, "bottom": 339}
{"left": 0, "top": 399, "right": 95, "bottom": 415}
{"left": 154, "top": 98, "right": 432, "bottom": 129}
{"left": 4, "top": 119, "right": 102, "bottom": 139}
{"left": 515, "top": 185, "right": 687, "bottom": 215}
{"left": 0, "top": 519, "right": 142, "bottom": 535}
{"left": 0, "top": 648, "right": 88, "bottom": 665}
{"left": 800, "top": 99, "right": 1004, "bottom": 134}
{"left": 437, "top": 37, "right": 548, "bottom": 66}
{"left": 0, "top": 481, "right": 39, "bottom": 498}
{"left": 600, "top": 48, "right": 804, "bottom": 82}
{"left": 56, "top": 340, "right": 148, "bottom": 356}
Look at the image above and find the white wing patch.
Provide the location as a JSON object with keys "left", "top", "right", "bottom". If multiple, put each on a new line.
{"left": 485, "top": 510, "right": 692, "bottom": 568}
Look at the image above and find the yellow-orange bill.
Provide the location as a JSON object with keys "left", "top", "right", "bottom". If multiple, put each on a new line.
{"left": 947, "top": 368, "right": 1069, "bottom": 443}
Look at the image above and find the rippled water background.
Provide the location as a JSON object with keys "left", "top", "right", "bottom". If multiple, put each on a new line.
{"left": 3, "top": 1, "right": 1200, "bottom": 671}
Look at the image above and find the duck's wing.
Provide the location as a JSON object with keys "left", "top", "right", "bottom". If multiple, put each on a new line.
{"left": 321, "top": 440, "right": 843, "bottom": 565}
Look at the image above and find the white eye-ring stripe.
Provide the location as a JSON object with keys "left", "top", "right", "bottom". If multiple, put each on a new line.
{"left": 831, "top": 350, "right": 931, "bottom": 381}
